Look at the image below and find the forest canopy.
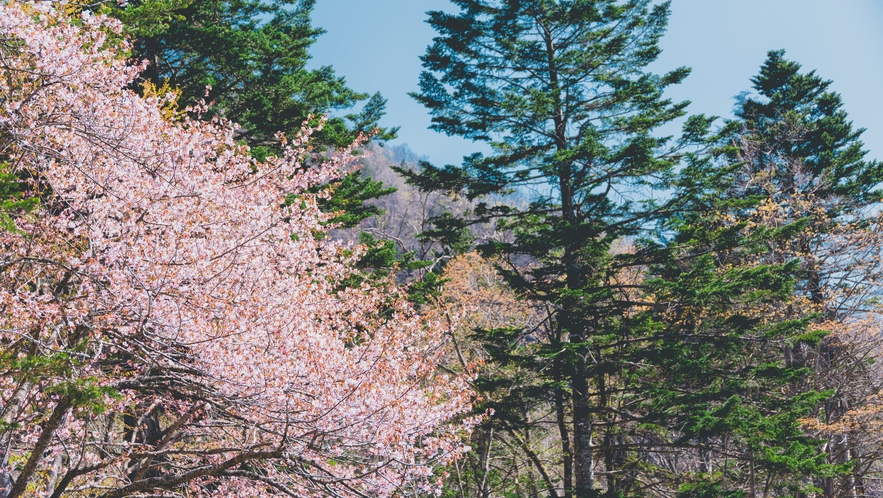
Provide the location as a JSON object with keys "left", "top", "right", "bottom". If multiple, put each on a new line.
{"left": 0, "top": 1, "right": 881, "bottom": 498}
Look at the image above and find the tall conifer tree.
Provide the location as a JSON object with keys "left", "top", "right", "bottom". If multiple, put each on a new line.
{"left": 637, "top": 50, "right": 883, "bottom": 498}
{"left": 405, "top": 1, "right": 691, "bottom": 495}
{"left": 730, "top": 50, "right": 883, "bottom": 312}
{"left": 725, "top": 50, "right": 883, "bottom": 497}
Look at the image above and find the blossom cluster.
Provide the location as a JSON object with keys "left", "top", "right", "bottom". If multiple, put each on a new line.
{"left": 0, "top": 3, "right": 472, "bottom": 496}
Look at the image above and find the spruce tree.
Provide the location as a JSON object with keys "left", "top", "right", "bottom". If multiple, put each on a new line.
{"left": 405, "top": 1, "right": 691, "bottom": 496}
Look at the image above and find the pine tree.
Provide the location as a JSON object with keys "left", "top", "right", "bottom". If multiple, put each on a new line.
{"left": 404, "top": 1, "right": 691, "bottom": 496}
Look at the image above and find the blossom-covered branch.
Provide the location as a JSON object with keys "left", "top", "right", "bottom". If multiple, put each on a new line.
{"left": 0, "top": 3, "right": 474, "bottom": 496}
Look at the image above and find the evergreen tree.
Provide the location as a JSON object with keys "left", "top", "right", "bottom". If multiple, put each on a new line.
{"left": 103, "top": 0, "right": 398, "bottom": 229}
{"left": 724, "top": 50, "right": 883, "bottom": 497}
{"left": 645, "top": 141, "right": 842, "bottom": 498}
{"left": 112, "top": 0, "right": 397, "bottom": 154}
{"left": 404, "top": 1, "right": 691, "bottom": 496}
{"left": 638, "top": 50, "right": 883, "bottom": 498}
{"left": 729, "top": 50, "right": 883, "bottom": 312}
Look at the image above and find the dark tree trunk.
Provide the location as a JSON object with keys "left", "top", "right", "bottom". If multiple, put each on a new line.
{"left": 8, "top": 398, "right": 71, "bottom": 498}
{"left": 572, "top": 361, "right": 594, "bottom": 497}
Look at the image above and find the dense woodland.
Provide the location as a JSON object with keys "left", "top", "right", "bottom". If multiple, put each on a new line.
{"left": 0, "top": 0, "right": 882, "bottom": 497}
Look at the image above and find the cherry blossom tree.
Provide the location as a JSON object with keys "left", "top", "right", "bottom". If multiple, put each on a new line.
{"left": 0, "top": 3, "right": 473, "bottom": 496}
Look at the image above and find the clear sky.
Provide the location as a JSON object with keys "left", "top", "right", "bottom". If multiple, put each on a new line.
{"left": 309, "top": 0, "right": 883, "bottom": 168}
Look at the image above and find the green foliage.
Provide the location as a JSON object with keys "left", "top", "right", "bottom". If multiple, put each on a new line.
{"left": 105, "top": 0, "right": 192, "bottom": 38}
{"left": 1, "top": 346, "right": 120, "bottom": 415}
{"left": 635, "top": 51, "right": 882, "bottom": 494}
{"left": 0, "top": 162, "right": 38, "bottom": 232}
{"left": 408, "top": 0, "right": 699, "bottom": 495}
{"left": 310, "top": 171, "right": 396, "bottom": 229}
{"left": 733, "top": 50, "right": 883, "bottom": 207}
{"left": 45, "top": 377, "right": 121, "bottom": 414}
{"left": 106, "top": 0, "right": 396, "bottom": 151}
{"left": 677, "top": 481, "right": 744, "bottom": 498}
{"left": 332, "top": 232, "right": 441, "bottom": 304}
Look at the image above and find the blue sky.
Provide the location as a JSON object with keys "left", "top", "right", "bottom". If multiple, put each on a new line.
{"left": 309, "top": 0, "right": 883, "bottom": 168}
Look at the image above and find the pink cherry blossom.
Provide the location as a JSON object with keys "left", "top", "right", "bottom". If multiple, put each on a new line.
{"left": 0, "top": 3, "right": 474, "bottom": 496}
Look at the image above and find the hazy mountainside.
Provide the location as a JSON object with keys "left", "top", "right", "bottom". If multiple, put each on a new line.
{"left": 334, "top": 143, "right": 529, "bottom": 271}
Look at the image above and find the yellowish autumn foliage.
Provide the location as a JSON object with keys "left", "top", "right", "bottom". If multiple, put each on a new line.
{"left": 429, "top": 252, "right": 541, "bottom": 372}
{"left": 141, "top": 79, "right": 186, "bottom": 122}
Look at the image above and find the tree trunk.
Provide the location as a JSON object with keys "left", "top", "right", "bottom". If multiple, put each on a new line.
{"left": 8, "top": 398, "right": 71, "bottom": 498}
{"left": 43, "top": 453, "right": 63, "bottom": 498}
{"left": 572, "top": 358, "right": 594, "bottom": 497}
{"left": 555, "top": 358, "right": 573, "bottom": 498}
{"left": 0, "top": 461, "right": 10, "bottom": 498}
